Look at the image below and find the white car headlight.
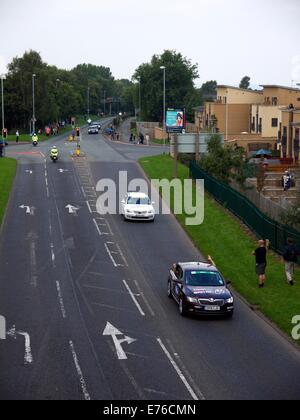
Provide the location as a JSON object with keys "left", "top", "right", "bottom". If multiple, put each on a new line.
{"left": 187, "top": 297, "right": 198, "bottom": 303}
{"left": 226, "top": 297, "right": 234, "bottom": 304}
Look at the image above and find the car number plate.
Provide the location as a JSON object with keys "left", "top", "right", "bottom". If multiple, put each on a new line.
{"left": 205, "top": 306, "right": 221, "bottom": 311}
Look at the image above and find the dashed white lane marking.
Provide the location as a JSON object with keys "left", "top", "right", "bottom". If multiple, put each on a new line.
{"left": 69, "top": 341, "right": 91, "bottom": 401}
{"left": 56, "top": 281, "right": 67, "bottom": 319}
{"left": 81, "top": 187, "right": 86, "bottom": 198}
{"left": 156, "top": 338, "right": 203, "bottom": 401}
{"left": 86, "top": 201, "right": 92, "bottom": 214}
{"left": 30, "top": 241, "right": 38, "bottom": 288}
{"left": 93, "top": 218, "right": 102, "bottom": 236}
{"left": 123, "top": 280, "right": 146, "bottom": 317}
{"left": 104, "top": 242, "right": 119, "bottom": 268}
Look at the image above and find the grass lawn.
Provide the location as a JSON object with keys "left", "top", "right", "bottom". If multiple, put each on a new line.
{"left": 0, "top": 158, "right": 17, "bottom": 227}
{"left": 139, "top": 154, "right": 300, "bottom": 343}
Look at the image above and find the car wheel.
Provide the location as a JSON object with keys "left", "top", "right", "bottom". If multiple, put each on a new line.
{"left": 167, "top": 281, "right": 172, "bottom": 299}
{"left": 179, "top": 298, "right": 186, "bottom": 317}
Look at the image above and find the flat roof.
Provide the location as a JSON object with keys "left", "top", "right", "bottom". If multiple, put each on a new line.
{"left": 218, "top": 85, "right": 263, "bottom": 94}
{"left": 260, "top": 84, "right": 300, "bottom": 92}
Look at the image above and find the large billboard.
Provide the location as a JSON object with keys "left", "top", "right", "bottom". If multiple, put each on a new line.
{"left": 166, "top": 109, "right": 185, "bottom": 133}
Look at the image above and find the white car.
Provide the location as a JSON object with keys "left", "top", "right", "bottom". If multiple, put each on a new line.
{"left": 88, "top": 125, "right": 99, "bottom": 135}
{"left": 121, "top": 193, "right": 155, "bottom": 222}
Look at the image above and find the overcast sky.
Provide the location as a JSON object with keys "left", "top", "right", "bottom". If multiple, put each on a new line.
{"left": 1, "top": 0, "right": 300, "bottom": 88}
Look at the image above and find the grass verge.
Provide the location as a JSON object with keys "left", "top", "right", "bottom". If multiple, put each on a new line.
{"left": 139, "top": 154, "right": 300, "bottom": 343}
{"left": 0, "top": 158, "right": 17, "bottom": 227}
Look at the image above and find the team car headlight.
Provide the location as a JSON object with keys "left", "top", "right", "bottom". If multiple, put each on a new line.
{"left": 226, "top": 297, "right": 234, "bottom": 304}
{"left": 187, "top": 297, "right": 198, "bottom": 303}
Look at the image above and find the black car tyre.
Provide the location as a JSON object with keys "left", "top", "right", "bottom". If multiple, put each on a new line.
{"left": 167, "top": 281, "right": 172, "bottom": 299}
{"left": 179, "top": 298, "right": 187, "bottom": 317}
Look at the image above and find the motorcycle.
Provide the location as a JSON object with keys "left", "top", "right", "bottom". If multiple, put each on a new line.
{"left": 32, "top": 140, "right": 38, "bottom": 147}
{"left": 50, "top": 155, "right": 58, "bottom": 163}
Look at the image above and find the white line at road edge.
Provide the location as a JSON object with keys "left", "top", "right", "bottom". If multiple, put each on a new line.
{"left": 156, "top": 338, "right": 203, "bottom": 401}
{"left": 56, "top": 281, "right": 67, "bottom": 319}
{"left": 86, "top": 201, "right": 92, "bottom": 214}
{"left": 69, "top": 341, "right": 91, "bottom": 401}
{"left": 123, "top": 280, "right": 146, "bottom": 317}
{"left": 93, "top": 219, "right": 102, "bottom": 236}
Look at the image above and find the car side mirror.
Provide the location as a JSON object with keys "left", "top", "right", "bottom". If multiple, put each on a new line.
{"left": 226, "top": 280, "right": 231, "bottom": 286}
{"left": 152, "top": 201, "right": 155, "bottom": 205}
{"left": 121, "top": 200, "right": 126, "bottom": 205}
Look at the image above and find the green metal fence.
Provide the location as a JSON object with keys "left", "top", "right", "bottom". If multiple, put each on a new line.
{"left": 190, "top": 161, "right": 300, "bottom": 255}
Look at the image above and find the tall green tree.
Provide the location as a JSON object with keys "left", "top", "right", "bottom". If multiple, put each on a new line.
{"left": 133, "top": 50, "right": 199, "bottom": 122}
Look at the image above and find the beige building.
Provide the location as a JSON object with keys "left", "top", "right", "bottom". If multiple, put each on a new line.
{"left": 250, "top": 85, "right": 300, "bottom": 139}
{"left": 196, "top": 86, "right": 264, "bottom": 136}
{"left": 280, "top": 108, "right": 300, "bottom": 162}
{"left": 216, "top": 85, "right": 264, "bottom": 105}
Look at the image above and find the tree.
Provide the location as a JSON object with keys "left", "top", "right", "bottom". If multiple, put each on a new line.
{"left": 133, "top": 50, "right": 199, "bottom": 122}
{"left": 200, "top": 80, "right": 217, "bottom": 102}
{"left": 199, "top": 134, "right": 252, "bottom": 186}
{"left": 239, "top": 76, "right": 251, "bottom": 90}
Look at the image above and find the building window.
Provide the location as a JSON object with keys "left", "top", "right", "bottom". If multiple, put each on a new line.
{"left": 272, "top": 97, "right": 278, "bottom": 106}
{"left": 272, "top": 118, "right": 278, "bottom": 127}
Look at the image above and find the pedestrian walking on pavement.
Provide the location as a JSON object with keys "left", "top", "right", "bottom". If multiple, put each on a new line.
{"left": 16, "top": 130, "right": 20, "bottom": 143}
{"left": 253, "top": 239, "right": 269, "bottom": 288}
{"left": 283, "top": 238, "right": 299, "bottom": 286}
{"left": 130, "top": 133, "right": 133, "bottom": 143}
{"left": 0, "top": 141, "right": 4, "bottom": 158}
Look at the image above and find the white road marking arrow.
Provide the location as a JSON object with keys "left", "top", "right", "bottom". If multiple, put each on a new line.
{"left": 0, "top": 315, "right": 6, "bottom": 340}
{"left": 26, "top": 170, "right": 33, "bottom": 175}
{"left": 66, "top": 205, "right": 80, "bottom": 215}
{"left": 59, "top": 169, "right": 69, "bottom": 173}
{"left": 103, "top": 322, "right": 136, "bottom": 360}
{"left": 6, "top": 325, "right": 33, "bottom": 365}
{"left": 19, "top": 205, "right": 35, "bottom": 216}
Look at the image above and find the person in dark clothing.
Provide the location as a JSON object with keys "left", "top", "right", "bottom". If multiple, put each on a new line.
{"left": 283, "top": 238, "right": 299, "bottom": 286}
{"left": 0, "top": 141, "right": 3, "bottom": 157}
{"left": 253, "top": 240, "right": 269, "bottom": 288}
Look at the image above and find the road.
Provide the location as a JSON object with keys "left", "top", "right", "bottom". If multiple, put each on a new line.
{"left": 1, "top": 124, "right": 300, "bottom": 400}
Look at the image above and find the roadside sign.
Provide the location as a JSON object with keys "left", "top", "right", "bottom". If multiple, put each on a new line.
{"left": 166, "top": 109, "right": 185, "bottom": 133}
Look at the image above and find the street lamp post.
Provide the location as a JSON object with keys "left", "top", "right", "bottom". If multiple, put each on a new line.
{"left": 32, "top": 74, "right": 36, "bottom": 134}
{"left": 87, "top": 87, "right": 90, "bottom": 119}
{"left": 1, "top": 75, "right": 5, "bottom": 154}
{"left": 56, "top": 79, "right": 60, "bottom": 124}
{"left": 160, "top": 66, "right": 166, "bottom": 153}
{"left": 136, "top": 76, "right": 141, "bottom": 122}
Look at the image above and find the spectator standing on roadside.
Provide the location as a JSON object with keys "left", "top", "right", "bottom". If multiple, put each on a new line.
{"left": 282, "top": 171, "right": 292, "bottom": 192}
{"left": 129, "top": 133, "right": 133, "bottom": 143}
{"left": 283, "top": 238, "right": 299, "bottom": 286}
{"left": 253, "top": 239, "right": 269, "bottom": 288}
{"left": 16, "top": 130, "right": 20, "bottom": 143}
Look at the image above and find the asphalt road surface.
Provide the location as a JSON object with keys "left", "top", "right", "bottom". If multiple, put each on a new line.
{"left": 1, "top": 124, "right": 300, "bottom": 400}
